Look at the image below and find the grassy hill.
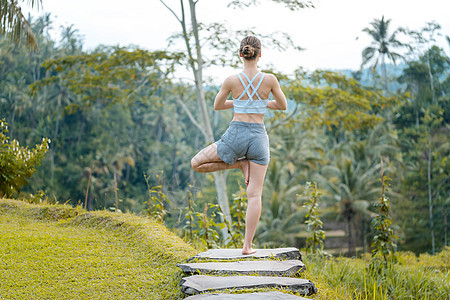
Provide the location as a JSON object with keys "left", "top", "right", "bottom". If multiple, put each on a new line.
{"left": 1, "top": 199, "right": 448, "bottom": 299}
{"left": 0, "top": 199, "right": 196, "bottom": 299}
{"left": 0, "top": 199, "right": 343, "bottom": 299}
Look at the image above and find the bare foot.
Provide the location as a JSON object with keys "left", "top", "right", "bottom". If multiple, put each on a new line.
{"left": 239, "top": 159, "right": 250, "bottom": 187}
{"left": 242, "top": 247, "right": 256, "bottom": 255}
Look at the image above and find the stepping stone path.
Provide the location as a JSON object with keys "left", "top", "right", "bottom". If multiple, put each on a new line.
{"left": 184, "top": 291, "right": 311, "bottom": 299}
{"left": 178, "top": 248, "right": 317, "bottom": 299}
{"left": 186, "top": 248, "right": 302, "bottom": 262}
{"left": 178, "top": 260, "right": 305, "bottom": 277}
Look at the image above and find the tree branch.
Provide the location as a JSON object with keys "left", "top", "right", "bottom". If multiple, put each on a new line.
{"left": 124, "top": 73, "right": 152, "bottom": 102}
{"left": 176, "top": 97, "right": 207, "bottom": 137}
{"left": 159, "top": 0, "right": 182, "bottom": 23}
{"left": 266, "top": 104, "right": 299, "bottom": 133}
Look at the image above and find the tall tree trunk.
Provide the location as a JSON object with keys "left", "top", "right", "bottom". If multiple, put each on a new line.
{"left": 50, "top": 150, "right": 55, "bottom": 187}
{"left": 188, "top": 0, "right": 231, "bottom": 231}
{"left": 415, "top": 85, "right": 420, "bottom": 127}
{"left": 347, "top": 217, "right": 353, "bottom": 256}
{"left": 51, "top": 103, "right": 61, "bottom": 187}
{"left": 427, "top": 128, "right": 435, "bottom": 254}
{"left": 382, "top": 55, "right": 388, "bottom": 94}
{"left": 344, "top": 202, "right": 355, "bottom": 256}
{"left": 190, "top": 67, "right": 231, "bottom": 226}
{"left": 10, "top": 108, "right": 15, "bottom": 137}
{"left": 161, "top": 0, "right": 231, "bottom": 238}
{"left": 426, "top": 50, "right": 435, "bottom": 103}
{"left": 444, "top": 214, "right": 447, "bottom": 249}
{"left": 362, "top": 218, "right": 367, "bottom": 253}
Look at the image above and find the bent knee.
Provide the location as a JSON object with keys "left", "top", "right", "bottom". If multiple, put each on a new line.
{"left": 191, "top": 156, "right": 206, "bottom": 173}
{"left": 191, "top": 157, "right": 199, "bottom": 171}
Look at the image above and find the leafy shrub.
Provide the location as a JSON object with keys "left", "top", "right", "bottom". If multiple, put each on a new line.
{"left": 183, "top": 186, "right": 247, "bottom": 249}
{"left": 0, "top": 119, "right": 50, "bottom": 197}
{"left": 303, "top": 181, "right": 326, "bottom": 255}
{"left": 370, "top": 157, "right": 398, "bottom": 270}
{"left": 144, "top": 171, "right": 171, "bottom": 221}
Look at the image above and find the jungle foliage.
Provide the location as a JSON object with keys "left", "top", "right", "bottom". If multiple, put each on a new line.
{"left": 0, "top": 13, "right": 448, "bottom": 256}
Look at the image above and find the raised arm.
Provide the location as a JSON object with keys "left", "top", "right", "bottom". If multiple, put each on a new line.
{"left": 266, "top": 74, "right": 287, "bottom": 110}
{"left": 214, "top": 76, "right": 234, "bottom": 110}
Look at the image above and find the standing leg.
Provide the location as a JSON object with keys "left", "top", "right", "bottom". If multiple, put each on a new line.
{"left": 191, "top": 143, "right": 250, "bottom": 184}
{"left": 242, "top": 161, "right": 268, "bottom": 255}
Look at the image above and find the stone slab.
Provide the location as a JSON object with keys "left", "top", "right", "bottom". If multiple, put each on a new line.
{"left": 184, "top": 291, "right": 311, "bottom": 299}
{"left": 180, "top": 275, "right": 317, "bottom": 296}
{"left": 178, "top": 260, "right": 305, "bottom": 276}
{"left": 187, "top": 248, "right": 302, "bottom": 262}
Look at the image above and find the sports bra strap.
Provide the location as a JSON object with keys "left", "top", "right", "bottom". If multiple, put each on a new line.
{"left": 236, "top": 74, "right": 253, "bottom": 100}
{"left": 236, "top": 72, "right": 263, "bottom": 100}
{"left": 252, "top": 73, "right": 265, "bottom": 100}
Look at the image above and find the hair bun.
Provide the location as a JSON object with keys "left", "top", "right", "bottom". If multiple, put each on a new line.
{"left": 242, "top": 45, "right": 255, "bottom": 58}
{"left": 239, "top": 36, "right": 261, "bottom": 60}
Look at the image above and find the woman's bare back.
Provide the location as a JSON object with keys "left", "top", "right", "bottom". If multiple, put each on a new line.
{"left": 229, "top": 72, "right": 275, "bottom": 101}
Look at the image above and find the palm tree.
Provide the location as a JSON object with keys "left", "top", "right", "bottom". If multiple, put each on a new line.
{"left": 318, "top": 124, "right": 401, "bottom": 255}
{"left": 0, "top": 0, "right": 42, "bottom": 51}
{"left": 319, "top": 157, "right": 380, "bottom": 256}
{"left": 361, "top": 16, "right": 405, "bottom": 93}
{"left": 59, "top": 24, "right": 83, "bottom": 55}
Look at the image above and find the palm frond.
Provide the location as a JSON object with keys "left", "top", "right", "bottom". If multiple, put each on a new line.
{"left": 361, "top": 46, "right": 378, "bottom": 71}
{"left": 0, "top": 0, "right": 41, "bottom": 51}
{"left": 387, "top": 51, "right": 404, "bottom": 65}
{"left": 362, "top": 27, "right": 379, "bottom": 41}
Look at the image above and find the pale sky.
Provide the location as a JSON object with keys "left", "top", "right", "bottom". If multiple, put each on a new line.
{"left": 25, "top": 0, "right": 449, "bottom": 81}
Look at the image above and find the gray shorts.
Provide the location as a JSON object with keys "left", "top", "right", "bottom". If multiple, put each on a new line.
{"left": 216, "top": 121, "right": 270, "bottom": 165}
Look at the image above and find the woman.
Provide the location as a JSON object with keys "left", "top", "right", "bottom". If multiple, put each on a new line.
{"left": 191, "top": 36, "right": 287, "bottom": 255}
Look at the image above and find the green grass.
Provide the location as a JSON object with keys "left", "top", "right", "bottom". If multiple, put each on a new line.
{"left": 0, "top": 199, "right": 197, "bottom": 299}
{"left": 303, "top": 250, "right": 449, "bottom": 300}
{"left": 1, "top": 199, "right": 448, "bottom": 300}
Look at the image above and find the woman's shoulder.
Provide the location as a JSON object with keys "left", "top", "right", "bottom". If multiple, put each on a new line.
{"left": 223, "top": 74, "right": 241, "bottom": 85}
{"left": 219, "top": 74, "right": 240, "bottom": 91}
{"left": 261, "top": 73, "right": 279, "bottom": 86}
{"left": 225, "top": 73, "right": 241, "bottom": 81}
{"left": 262, "top": 72, "right": 277, "bottom": 80}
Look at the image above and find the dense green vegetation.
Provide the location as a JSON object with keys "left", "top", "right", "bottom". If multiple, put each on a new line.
{"left": 1, "top": 2, "right": 448, "bottom": 299}
{"left": 2, "top": 13, "right": 448, "bottom": 255}
{"left": 1, "top": 1, "right": 449, "bottom": 257}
